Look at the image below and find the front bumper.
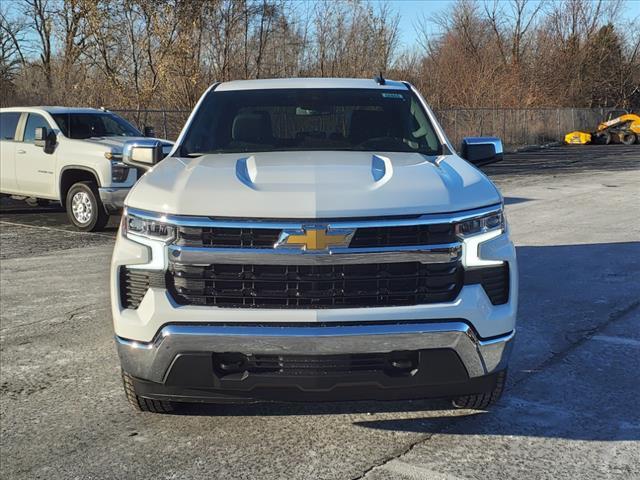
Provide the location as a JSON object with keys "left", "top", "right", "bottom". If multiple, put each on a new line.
{"left": 99, "top": 187, "right": 130, "bottom": 213}
{"left": 116, "top": 321, "right": 514, "bottom": 402}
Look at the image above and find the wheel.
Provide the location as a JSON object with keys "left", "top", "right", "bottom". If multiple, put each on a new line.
{"left": 65, "top": 181, "right": 109, "bottom": 231}
{"left": 451, "top": 370, "right": 507, "bottom": 410}
{"left": 122, "top": 371, "right": 174, "bottom": 413}
{"left": 593, "top": 131, "right": 611, "bottom": 145}
{"left": 619, "top": 132, "right": 636, "bottom": 145}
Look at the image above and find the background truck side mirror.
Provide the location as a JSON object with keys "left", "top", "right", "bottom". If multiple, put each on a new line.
{"left": 34, "top": 127, "right": 47, "bottom": 146}
{"left": 143, "top": 126, "right": 155, "bottom": 137}
{"left": 34, "top": 127, "right": 57, "bottom": 154}
{"left": 122, "top": 139, "right": 173, "bottom": 170}
{"left": 460, "top": 137, "right": 504, "bottom": 167}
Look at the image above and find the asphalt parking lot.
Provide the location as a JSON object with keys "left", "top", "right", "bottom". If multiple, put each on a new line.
{"left": 1, "top": 144, "right": 639, "bottom": 479}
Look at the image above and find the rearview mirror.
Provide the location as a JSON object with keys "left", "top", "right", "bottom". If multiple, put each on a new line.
{"left": 143, "top": 126, "right": 155, "bottom": 137}
{"left": 460, "top": 137, "right": 504, "bottom": 167}
{"left": 122, "top": 139, "right": 173, "bottom": 170}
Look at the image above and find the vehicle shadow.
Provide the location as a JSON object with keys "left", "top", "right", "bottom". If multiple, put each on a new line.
{"left": 487, "top": 144, "right": 640, "bottom": 177}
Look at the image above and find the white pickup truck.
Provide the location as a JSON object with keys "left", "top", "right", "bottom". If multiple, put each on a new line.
{"left": 0, "top": 107, "right": 171, "bottom": 230}
{"left": 112, "top": 78, "right": 517, "bottom": 413}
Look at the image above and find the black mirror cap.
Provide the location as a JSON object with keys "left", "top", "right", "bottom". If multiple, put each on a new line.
{"left": 143, "top": 126, "right": 155, "bottom": 137}
{"left": 460, "top": 137, "right": 504, "bottom": 167}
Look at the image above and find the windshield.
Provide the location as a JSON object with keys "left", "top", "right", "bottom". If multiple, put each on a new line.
{"left": 52, "top": 113, "right": 141, "bottom": 139}
{"left": 180, "top": 88, "right": 442, "bottom": 156}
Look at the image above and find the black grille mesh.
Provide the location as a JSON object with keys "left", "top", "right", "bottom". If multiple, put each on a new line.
{"left": 176, "top": 223, "right": 456, "bottom": 249}
{"left": 176, "top": 226, "right": 281, "bottom": 248}
{"left": 119, "top": 268, "right": 165, "bottom": 309}
{"left": 464, "top": 264, "right": 510, "bottom": 305}
{"left": 350, "top": 224, "right": 456, "bottom": 247}
{"left": 168, "top": 261, "right": 463, "bottom": 309}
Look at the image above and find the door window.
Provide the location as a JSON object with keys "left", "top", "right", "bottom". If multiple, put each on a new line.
{"left": 23, "top": 114, "right": 50, "bottom": 143}
{"left": 0, "top": 112, "right": 21, "bottom": 140}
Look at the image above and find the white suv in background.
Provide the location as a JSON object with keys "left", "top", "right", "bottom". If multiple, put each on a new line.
{"left": 0, "top": 107, "right": 171, "bottom": 231}
{"left": 112, "top": 77, "right": 517, "bottom": 413}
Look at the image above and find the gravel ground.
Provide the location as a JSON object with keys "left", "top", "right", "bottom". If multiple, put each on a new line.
{"left": 1, "top": 144, "right": 639, "bottom": 480}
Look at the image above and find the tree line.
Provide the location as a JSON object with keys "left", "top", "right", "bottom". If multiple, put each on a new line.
{"left": 1, "top": 0, "right": 638, "bottom": 111}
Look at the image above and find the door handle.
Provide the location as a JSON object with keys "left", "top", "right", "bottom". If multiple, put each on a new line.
{"left": 16, "top": 149, "right": 26, "bottom": 154}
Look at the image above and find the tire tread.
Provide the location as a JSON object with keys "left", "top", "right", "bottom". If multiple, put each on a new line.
{"left": 122, "top": 371, "right": 174, "bottom": 413}
{"left": 452, "top": 370, "right": 506, "bottom": 410}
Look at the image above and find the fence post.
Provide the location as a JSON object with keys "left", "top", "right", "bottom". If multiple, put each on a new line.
{"left": 453, "top": 110, "right": 458, "bottom": 146}
{"left": 163, "top": 111, "right": 168, "bottom": 139}
{"left": 557, "top": 109, "right": 561, "bottom": 140}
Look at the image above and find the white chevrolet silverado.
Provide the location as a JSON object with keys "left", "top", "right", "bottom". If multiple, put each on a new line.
{"left": 0, "top": 107, "right": 171, "bottom": 230}
{"left": 112, "top": 78, "right": 517, "bottom": 413}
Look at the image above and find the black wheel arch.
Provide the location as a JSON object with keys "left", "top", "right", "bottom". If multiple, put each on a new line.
{"left": 59, "top": 166, "right": 102, "bottom": 206}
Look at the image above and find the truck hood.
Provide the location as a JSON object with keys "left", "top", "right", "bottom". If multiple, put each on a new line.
{"left": 72, "top": 136, "right": 171, "bottom": 153}
{"left": 126, "top": 151, "right": 501, "bottom": 218}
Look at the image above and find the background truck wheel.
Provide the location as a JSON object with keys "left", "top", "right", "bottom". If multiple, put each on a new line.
{"left": 122, "top": 371, "right": 174, "bottom": 413}
{"left": 619, "top": 132, "right": 636, "bottom": 145}
{"left": 65, "top": 181, "right": 108, "bottom": 231}
{"left": 451, "top": 370, "right": 507, "bottom": 409}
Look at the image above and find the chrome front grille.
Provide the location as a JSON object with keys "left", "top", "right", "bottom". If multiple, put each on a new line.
{"left": 175, "top": 222, "right": 457, "bottom": 249}
{"left": 122, "top": 205, "right": 507, "bottom": 310}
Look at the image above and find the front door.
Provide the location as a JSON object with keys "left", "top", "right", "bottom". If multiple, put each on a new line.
{"left": 15, "top": 113, "right": 57, "bottom": 198}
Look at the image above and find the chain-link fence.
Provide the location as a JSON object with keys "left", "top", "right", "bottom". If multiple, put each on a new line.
{"left": 434, "top": 108, "right": 607, "bottom": 149}
{"left": 109, "top": 109, "right": 190, "bottom": 141}
{"left": 112, "top": 107, "right": 608, "bottom": 149}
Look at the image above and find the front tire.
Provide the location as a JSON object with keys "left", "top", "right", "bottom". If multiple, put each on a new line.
{"left": 122, "top": 371, "right": 174, "bottom": 413}
{"left": 451, "top": 370, "right": 507, "bottom": 410}
{"left": 65, "top": 181, "right": 109, "bottom": 231}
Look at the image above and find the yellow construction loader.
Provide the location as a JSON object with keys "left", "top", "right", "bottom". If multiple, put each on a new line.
{"left": 565, "top": 110, "right": 640, "bottom": 145}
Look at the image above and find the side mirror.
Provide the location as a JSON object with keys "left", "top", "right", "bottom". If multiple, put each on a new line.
{"left": 460, "top": 137, "right": 504, "bottom": 167}
{"left": 143, "top": 126, "right": 155, "bottom": 137}
{"left": 35, "top": 127, "right": 57, "bottom": 153}
{"left": 34, "top": 127, "right": 47, "bottom": 147}
{"left": 122, "top": 139, "right": 173, "bottom": 170}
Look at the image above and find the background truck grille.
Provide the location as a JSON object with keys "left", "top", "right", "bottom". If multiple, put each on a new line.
{"left": 176, "top": 223, "right": 457, "bottom": 249}
{"left": 168, "top": 261, "right": 463, "bottom": 308}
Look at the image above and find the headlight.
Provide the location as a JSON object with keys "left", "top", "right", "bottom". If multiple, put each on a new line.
{"left": 456, "top": 209, "right": 504, "bottom": 237}
{"left": 122, "top": 210, "right": 176, "bottom": 243}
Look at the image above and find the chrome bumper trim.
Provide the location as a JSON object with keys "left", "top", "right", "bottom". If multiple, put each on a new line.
{"left": 167, "top": 243, "right": 461, "bottom": 265}
{"left": 125, "top": 204, "right": 502, "bottom": 229}
{"left": 99, "top": 187, "right": 130, "bottom": 211}
{"left": 116, "top": 322, "right": 515, "bottom": 383}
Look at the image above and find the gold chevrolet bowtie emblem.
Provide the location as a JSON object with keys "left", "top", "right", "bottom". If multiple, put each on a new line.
{"left": 276, "top": 226, "right": 354, "bottom": 251}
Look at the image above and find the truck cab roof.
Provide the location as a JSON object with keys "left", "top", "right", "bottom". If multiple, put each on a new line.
{"left": 215, "top": 77, "right": 408, "bottom": 91}
{"left": 0, "top": 106, "right": 107, "bottom": 114}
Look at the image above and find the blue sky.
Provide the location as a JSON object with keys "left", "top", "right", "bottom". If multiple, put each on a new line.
{"left": 375, "top": 0, "right": 640, "bottom": 49}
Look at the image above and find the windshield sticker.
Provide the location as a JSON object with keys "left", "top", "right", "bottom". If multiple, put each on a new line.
{"left": 382, "top": 93, "right": 404, "bottom": 99}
